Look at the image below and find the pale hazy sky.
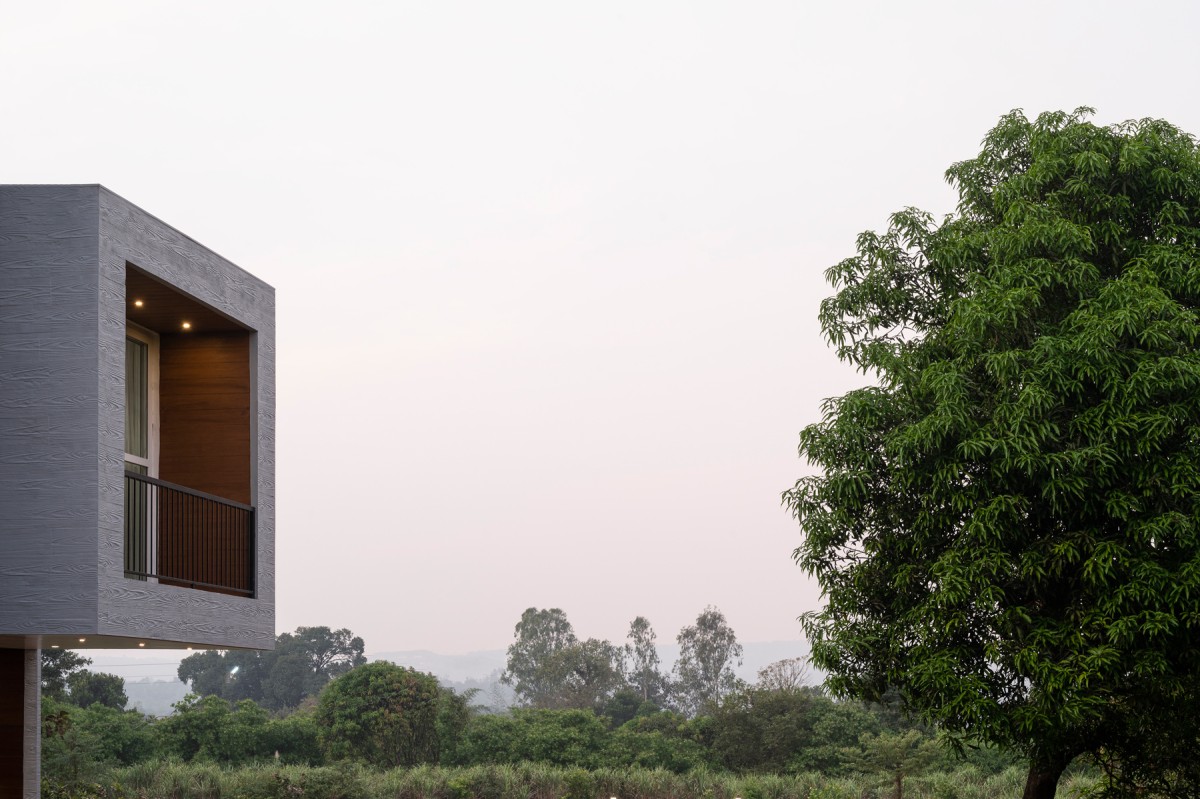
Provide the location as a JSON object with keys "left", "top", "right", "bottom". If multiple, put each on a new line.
{"left": 5, "top": 1, "right": 1200, "bottom": 661}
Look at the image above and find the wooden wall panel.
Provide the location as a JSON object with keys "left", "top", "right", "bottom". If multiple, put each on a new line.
{"left": 0, "top": 649, "right": 23, "bottom": 798}
{"left": 158, "top": 333, "right": 251, "bottom": 505}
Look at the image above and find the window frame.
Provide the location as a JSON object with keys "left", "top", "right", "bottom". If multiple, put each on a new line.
{"left": 124, "top": 322, "right": 160, "bottom": 477}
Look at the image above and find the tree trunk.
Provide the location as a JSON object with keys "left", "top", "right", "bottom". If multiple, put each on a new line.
{"left": 1022, "top": 757, "right": 1069, "bottom": 799}
{"left": 894, "top": 770, "right": 903, "bottom": 799}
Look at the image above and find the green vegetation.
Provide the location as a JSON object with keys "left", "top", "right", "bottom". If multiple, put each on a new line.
{"left": 43, "top": 643, "right": 1042, "bottom": 797}
{"left": 44, "top": 760, "right": 1106, "bottom": 799}
{"left": 316, "top": 662, "right": 443, "bottom": 768}
{"left": 40, "top": 609, "right": 1049, "bottom": 797}
{"left": 500, "top": 606, "right": 745, "bottom": 717}
{"left": 42, "top": 650, "right": 127, "bottom": 710}
{"left": 788, "top": 108, "right": 1200, "bottom": 798}
{"left": 672, "top": 607, "right": 743, "bottom": 717}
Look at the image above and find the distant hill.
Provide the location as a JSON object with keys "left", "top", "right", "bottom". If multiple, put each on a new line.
{"left": 370, "top": 649, "right": 508, "bottom": 682}
{"left": 124, "top": 678, "right": 190, "bottom": 717}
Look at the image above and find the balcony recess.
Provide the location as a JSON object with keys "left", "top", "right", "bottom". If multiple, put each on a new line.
{"left": 124, "top": 471, "right": 256, "bottom": 597}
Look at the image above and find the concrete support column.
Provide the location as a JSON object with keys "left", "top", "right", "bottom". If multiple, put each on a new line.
{"left": 23, "top": 650, "right": 39, "bottom": 799}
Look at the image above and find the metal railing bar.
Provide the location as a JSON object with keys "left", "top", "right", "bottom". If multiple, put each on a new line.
{"left": 123, "top": 470, "right": 254, "bottom": 511}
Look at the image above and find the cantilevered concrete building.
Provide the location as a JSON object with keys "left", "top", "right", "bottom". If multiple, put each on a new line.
{"left": 0, "top": 185, "right": 276, "bottom": 796}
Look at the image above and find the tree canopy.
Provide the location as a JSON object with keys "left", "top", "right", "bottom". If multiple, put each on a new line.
{"left": 67, "top": 671, "right": 128, "bottom": 711}
{"left": 501, "top": 607, "right": 629, "bottom": 711}
{"left": 501, "top": 607, "right": 579, "bottom": 707}
{"left": 316, "top": 661, "right": 442, "bottom": 768}
{"left": 788, "top": 108, "right": 1200, "bottom": 799}
{"left": 625, "top": 616, "right": 668, "bottom": 704}
{"left": 42, "top": 650, "right": 92, "bottom": 702}
{"left": 177, "top": 625, "right": 366, "bottom": 711}
{"left": 672, "top": 606, "right": 743, "bottom": 716}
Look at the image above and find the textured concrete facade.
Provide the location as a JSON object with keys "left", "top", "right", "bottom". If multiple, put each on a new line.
{"left": 0, "top": 185, "right": 275, "bottom": 650}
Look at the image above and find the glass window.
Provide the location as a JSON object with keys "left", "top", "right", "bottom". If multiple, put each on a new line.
{"left": 125, "top": 337, "right": 148, "bottom": 463}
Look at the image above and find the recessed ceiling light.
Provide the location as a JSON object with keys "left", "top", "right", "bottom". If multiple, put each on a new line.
{"left": 138, "top": 642, "right": 146, "bottom": 647}
{"left": 50, "top": 645, "right": 60, "bottom": 649}
{"left": 181, "top": 321, "right": 192, "bottom": 330}
{"left": 133, "top": 299, "right": 144, "bottom": 307}
{"left": 78, "top": 638, "right": 86, "bottom": 643}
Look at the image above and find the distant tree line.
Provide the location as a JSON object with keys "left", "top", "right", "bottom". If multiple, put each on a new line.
{"left": 41, "top": 614, "right": 1025, "bottom": 798}
{"left": 42, "top": 649, "right": 129, "bottom": 712}
{"left": 500, "top": 606, "right": 745, "bottom": 718}
{"left": 41, "top": 654, "right": 1017, "bottom": 795}
{"left": 175, "top": 626, "right": 366, "bottom": 711}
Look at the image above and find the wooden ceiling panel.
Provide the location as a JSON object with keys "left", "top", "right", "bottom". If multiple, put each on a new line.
{"left": 125, "top": 265, "right": 247, "bottom": 334}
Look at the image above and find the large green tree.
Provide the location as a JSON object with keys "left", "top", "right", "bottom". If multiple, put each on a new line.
{"left": 177, "top": 625, "right": 366, "bottom": 711}
{"left": 708, "top": 683, "right": 824, "bottom": 773}
{"left": 672, "top": 606, "right": 743, "bottom": 716}
{"left": 315, "top": 661, "right": 442, "bottom": 768}
{"left": 546, "top": 637, "right": 627, "bottom": 711}
{"left": 41, "top": 650, "right": 92, "bottom": 701}
{"left": 158, "top": 695, "right": 274, "bottom": 765}
{"left": 66, "top": 671, "right": 127, "bottom": 711}
{"left": 788, "top": 108, "right": 1200, "bottom": 799}
{"left": 501, "top": 608, "right": 628, "bottom": 710}
{"left": 624, "top": 616, "right": 668, "bottom": 703}
{"left": 501, "top": 607, "right": 578, "bottom": 707}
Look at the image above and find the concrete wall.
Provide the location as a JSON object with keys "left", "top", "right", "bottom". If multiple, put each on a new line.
{"left": 95, "top": 187, "right": 276, "bottom": 648}
{"left": 0, "top": 185, "right": 275, "bottom": 649}
{"left": 0, "top": 186, "right": 102, "bottom": 637}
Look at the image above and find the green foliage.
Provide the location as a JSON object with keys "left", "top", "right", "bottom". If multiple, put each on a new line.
{"left": 672, "top": 606, "right": 744, "bottom": 716}
{"left": 42, "top": 650, "right": 93, "bottom": 702}
{"left": 842, "top": 730, "right": 940, "bottom": 799}
{"left": 175, "top": 651, "right": 232, "bottom": 700}
{"left": 40, "top": 778, "right": 128, "bottom": 799}
{"left": 94, "top": 759, "right": 1060, "bottom": 799}
{"left": 435, "top": 685, "right": 477, "bottom": 765}
{"left": 788, "top": 107, "right": 1200, "bottom": 797}
{"left": 41, "top": 651, "right": 126, "bottom": 714}
{"left": 157, "top": 695, "right": 273, "bottom": 765}
{"left": 177, "top": 626, "right": 366, "bottom": 711}
{"left": 263, "top": 709, "right": 324, "bottom": 766}
{"left": 454, "top": 708, "right": 608, "bottom": 768}
{"left": 600, "top": 687, "right": 647, "bottom": 728}
{"left": 709, "top": 685, "right": 824, "bottom": 773}
{"left": 41, "top": 705, "right": 108, "bottom": 786}
{"left": 71, "top": 705, "right": 156, "bottom": 766}
{"left": 501, "top": 608, "right": 628, "bottom": 711}
{"left": 792, "top": 698, "right": 884, "bottom": 775}
{"left": 316, "top": 661, "right": 442, "bottom": 768}
{"left": 599, "top": 726, "right": 712, "bottom": 772}
{"left": 501, "top": 607, "right": 577, "bottom": 707}
{"left": 41, "top": 697, "right": 158, "bottom": 787}
{"left": 625, "top": 616, "right": 669, "bottom": 704}
{"left": 546, "top": 638, "right": 628, "bottom": 711}
{"left": 67, "top": 672, "right": 128, "bottom": 711}
{"left": 267, "top": 762, "right": 368, "bottom": 799}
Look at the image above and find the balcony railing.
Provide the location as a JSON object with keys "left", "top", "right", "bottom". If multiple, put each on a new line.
{"left": 124, "top": 471, "right": 256, "bottom": 597}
